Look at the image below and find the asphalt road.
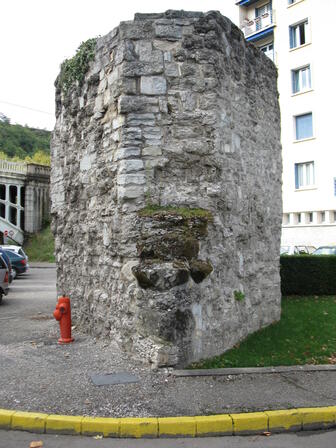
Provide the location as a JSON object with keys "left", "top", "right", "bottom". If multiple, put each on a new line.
{"left": 0, "top": 266, "right": 57, "bottom": 345}
{"left": 1, "top": 429, "right": 336, "bottom": 448}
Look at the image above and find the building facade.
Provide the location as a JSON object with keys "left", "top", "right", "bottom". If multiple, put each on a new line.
{"left": 0, "top": 160, "right": 50, "bottom": 244}
{"left": 235, "top": 0, "right": 336, "bottom": 248}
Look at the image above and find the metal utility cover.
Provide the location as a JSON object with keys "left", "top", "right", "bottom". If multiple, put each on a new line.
{"left": 90, "top": 372, "right": 140, "bottom": 386}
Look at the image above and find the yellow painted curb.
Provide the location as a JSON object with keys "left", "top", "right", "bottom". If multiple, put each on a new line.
{"left": 265, "top": 409, "right": 302, "bottom": 432}
{"left": 0, "top": 407, "right": 335, "bottom": 438}
{"left": 298, "top": 406, "right": 336, "bottom": 430}
{"left": 120, "top": 417, "right": 158, "bottom": 438}
{"left": 11, "top": 411, "right": 48, "bottom": 433}
{"left": 158, "top": 416, "right": 196, "bottom": 437}
{"left": 195, "top": 414, "right": 233, "bottom": 436}
{"left": 231, "top": 411, "right": 268, "bottom": 435}
{"left": 0, "top": 409, "right": 15, "bottom": 429}
{"left": 46, "top": 414, "right": 83, "bottom": 435}
{"left": 81, "top": 416, "right": 120, "bottom": 437}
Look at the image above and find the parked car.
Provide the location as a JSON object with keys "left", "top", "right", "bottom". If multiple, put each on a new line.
{"left": 0, "top": 245, "right": 29, "bottom": 265}
{"left": 0, "top": 249, "right": 14, "bottom": 282}
{"left": 280, "top": 245, "right": 316, "bottom": 255}
{"left": 312, "top": 246, "right": 336, "bottom": 255}
{"left": 0, "top": 254, "right": 9, "bottom": 304}
{"left": 2, "top": 249, "right": 28, "bottom": 276}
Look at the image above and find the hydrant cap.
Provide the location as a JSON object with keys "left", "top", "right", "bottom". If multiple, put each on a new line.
{"left": 53, "top": 307, "right": 62, "bottom": 321}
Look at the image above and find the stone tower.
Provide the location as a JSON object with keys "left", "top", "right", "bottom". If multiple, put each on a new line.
{"left": 51, "top": 10, "right": 282, "bottom": 367}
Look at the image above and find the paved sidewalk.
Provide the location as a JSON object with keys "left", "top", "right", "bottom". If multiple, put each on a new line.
{"left": 0, "top": 267, "right": 336, "bottom": 420}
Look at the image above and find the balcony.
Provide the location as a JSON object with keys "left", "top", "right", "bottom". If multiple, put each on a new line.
{"left": 241, "top": 10, "right": 275, "bottom": 42}
{"left": 236, "top": 0, "right": 261, "bottom": 5}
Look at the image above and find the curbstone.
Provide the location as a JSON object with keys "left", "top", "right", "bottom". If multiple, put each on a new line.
{"left": 120, "top": 417, "right": 158, "bottom": 438}
{"left": 46, "top": 414, "right": 83, "bottom": 435}
{"left": 158, "top": 416, "right": 196, "bottom": 438}
{"left": 195, "top": 414, "right": 233, "bottom": 437}
{"left": 81, "top": 416, "right": 120, "bottom": 437}
{"left": 231, "top": 411, "right": 268, "bottom": 435}
{"left": 298, "top": 407, "right": 336, "bottom": 431}
{"left": 0, "top": 409, "right": 16, "bottom": 429}
{"left": 1, "top": 407, "right": 336, "bottom": 438}
{"left": 11, "top": 412, "right": 48, "bottom": 434}
{"left": 11, "top": 411, "right": 48, "bottom": 433}
{"left": 265, "top": 409, "right": 302, "bottom": 433}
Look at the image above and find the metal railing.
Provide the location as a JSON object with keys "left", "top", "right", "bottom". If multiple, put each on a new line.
{"left": 241, "top": 10, "right": 275, "bottom": 37}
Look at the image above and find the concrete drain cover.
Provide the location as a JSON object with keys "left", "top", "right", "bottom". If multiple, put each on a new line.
{"left": 90, "top": 372, "right": 140, "bottom": 386}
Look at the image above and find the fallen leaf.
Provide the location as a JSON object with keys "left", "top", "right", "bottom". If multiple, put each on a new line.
{"left": 30, "top": 442, "right": 43, "bottom": 448}
{"left": 93, "top": 435, "right": 103, "bottom": 439}
{"left": 262, "top": 431, "right": 271, "bottom": 437}
{"left": 327, "top": 354, "right": 336, "bottom": 364}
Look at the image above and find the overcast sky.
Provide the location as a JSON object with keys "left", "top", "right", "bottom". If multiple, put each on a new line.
{"left": 0, "top": 0, "right": 237, "bottom": 131}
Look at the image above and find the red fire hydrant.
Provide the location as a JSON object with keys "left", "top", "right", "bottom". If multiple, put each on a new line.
{"left": 53, "top": 296, "right": 74, "bottom": 344}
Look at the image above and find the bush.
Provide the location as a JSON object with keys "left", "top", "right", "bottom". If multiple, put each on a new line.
{"left": 281, "top": 255, "right": 336, "bottom": 295}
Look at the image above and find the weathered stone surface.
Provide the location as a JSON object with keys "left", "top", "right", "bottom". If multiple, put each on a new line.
{"left": 51, "top": 10, "right": 282, "bottom": 368}
{"left": 132, "top": 261, "right": 189, "bottom": 291}
{"left": 140, "top": 76, "right": 167, "bottom": 95}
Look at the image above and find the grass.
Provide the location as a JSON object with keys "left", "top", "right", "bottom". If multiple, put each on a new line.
{"left": 24, "top": 225, "right": 55, "bottom": 262}
{"left": 138, "top": 204, "right": 213, "bottom": 220}
{"left": 191, "top": 296, "right": 336, "bottom": 369}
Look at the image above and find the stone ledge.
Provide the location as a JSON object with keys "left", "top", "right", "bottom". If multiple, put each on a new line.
{"left": 173, "top": 364, "right": 336, "bottom": 377}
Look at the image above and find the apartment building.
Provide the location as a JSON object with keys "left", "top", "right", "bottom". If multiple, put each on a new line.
{"left": 234, "top": 0, "right": 336, "bottom": 248}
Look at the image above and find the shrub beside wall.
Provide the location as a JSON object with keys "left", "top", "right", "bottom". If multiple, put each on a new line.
{"left": 281, "top": 255, "right": 336, "bottom": 295}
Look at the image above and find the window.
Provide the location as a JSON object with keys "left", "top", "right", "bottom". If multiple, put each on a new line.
{"left": 260, "top": 43, "right": 274, "bottom": 61}
{"left": 295, "top": 113, "right": 313, "bottom": 140}
{"left": 321, "top": 211, "right": 325, "bottom": 223}
{"left": 292, "top": 65, "right": 311, "bottom": 93}
{"left": 289, "top": 20, "right": 309, "bottom": 49}
{"left": 282, "top": 213, "right": 290, "bottom": 225}
{"left": 255, "top": 3, "right": 271, "bottom": 17}
{"left": 255, "top": 3, "right": 271, "bottom": 31}
{"left": 295, "top": 161, "right": 315, "bottom": 189}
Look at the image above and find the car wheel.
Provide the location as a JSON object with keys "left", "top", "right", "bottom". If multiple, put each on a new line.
{"left": 0, "top": 292, "right": 3, "bottom": 305}
{"left": 12, "top": 268, "right": 17, "bottom": 279}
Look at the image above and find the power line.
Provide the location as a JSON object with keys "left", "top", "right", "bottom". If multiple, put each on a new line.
{"left": 0, "top": 100, "right": 53, "bottom": 116}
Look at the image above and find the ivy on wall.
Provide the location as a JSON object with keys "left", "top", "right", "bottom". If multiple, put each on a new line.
{"left": 59, "top": 38, "right": 98, "bottom": 92}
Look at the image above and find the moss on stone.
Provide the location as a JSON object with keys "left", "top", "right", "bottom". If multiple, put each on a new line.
{"left": 189, "top": 260, "right": 213, "bottom": 283}
{"left": 138, "top": 204, "right": 213, "bottom": 221}
{"left": 137, "top": 231, "right": 199, "bottom": 261}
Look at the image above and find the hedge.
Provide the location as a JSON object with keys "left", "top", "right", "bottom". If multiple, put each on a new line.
{"left": 280, "top": 255, "right": 336, "bottom": 295}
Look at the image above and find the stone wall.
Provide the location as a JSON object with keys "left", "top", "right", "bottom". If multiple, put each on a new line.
{"left": 51, "top": 10, "right": 282, "bottom": 367}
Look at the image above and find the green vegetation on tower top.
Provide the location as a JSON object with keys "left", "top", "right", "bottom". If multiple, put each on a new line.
{"left": 59, "top": 38, "right": 98, "bottom": 92}
{"left": 138, "top": 204, "right": 213, "bottom": 221}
